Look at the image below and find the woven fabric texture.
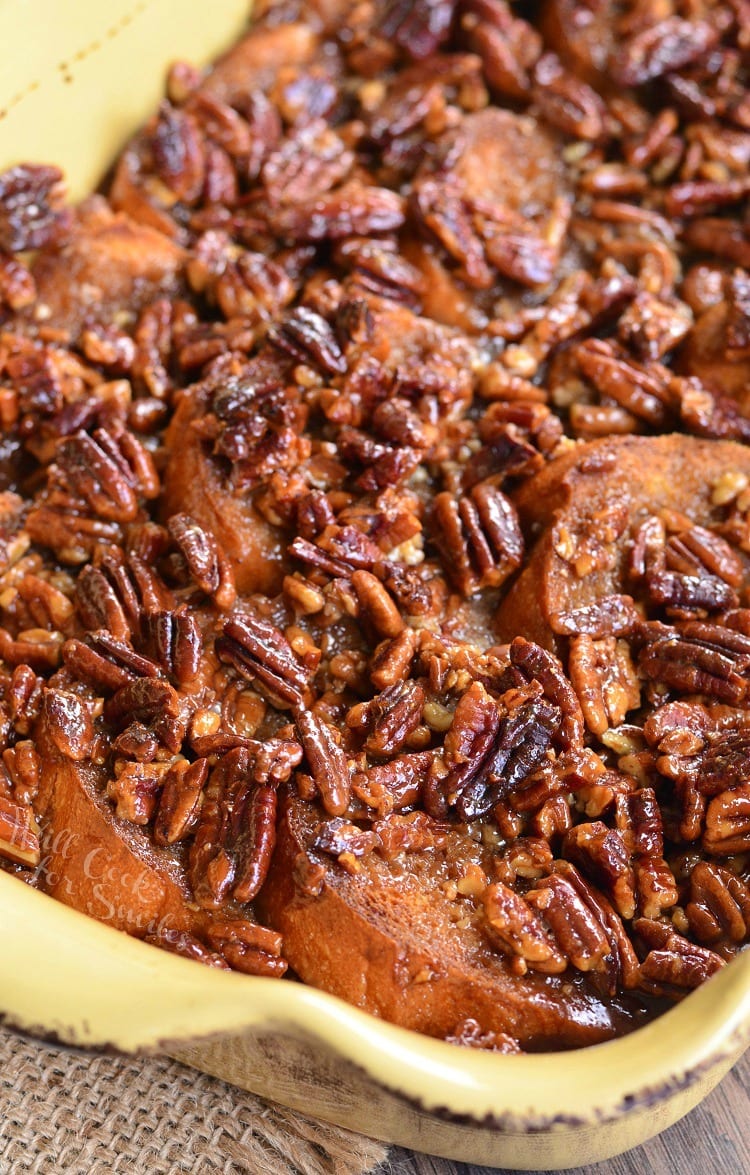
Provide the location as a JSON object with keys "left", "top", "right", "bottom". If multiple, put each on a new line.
{"left": 0, "top": 1027, "right": 388, "bottom": 1174}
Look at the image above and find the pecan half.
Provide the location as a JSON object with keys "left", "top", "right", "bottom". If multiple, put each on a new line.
{"left": 433, "top": 485, "right": 523, "bottom": 596}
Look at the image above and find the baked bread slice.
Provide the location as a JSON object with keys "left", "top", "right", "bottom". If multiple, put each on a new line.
{"left": 259, "top": 785, "right": 650, "bottom": 1048}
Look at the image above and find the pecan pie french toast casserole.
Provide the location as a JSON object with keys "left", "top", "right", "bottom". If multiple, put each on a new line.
{"left": 0, "top": 0, "right": 749, "bottom": 1056}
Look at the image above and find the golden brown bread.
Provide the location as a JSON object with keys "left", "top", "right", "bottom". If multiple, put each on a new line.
{"left": 34, "top": 702, "right": 199, "bottom": 938}
{"left": 259, "top": 788, "right": 643, "bottom": 1048}
{"left": 496, "top": 434, "right": 750, "bottom": 652}
{"left": 29, "top": 198, "right": 185, "bottom": 338}
{"left": 161, "top": 382, "right": 289, "bottom": 596}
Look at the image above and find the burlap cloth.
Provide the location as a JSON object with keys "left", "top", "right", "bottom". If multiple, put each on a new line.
{"left": 0, "top": 1027, "right": 389, "bottom": 1174}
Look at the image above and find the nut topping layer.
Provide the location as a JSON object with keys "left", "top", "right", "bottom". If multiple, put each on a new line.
{"left": 0, "top": 0, "right": 749, "bottom": 1050}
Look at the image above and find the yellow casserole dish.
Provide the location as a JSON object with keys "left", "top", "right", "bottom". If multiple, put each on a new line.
{"left": 0, "top": 2, "right": 747, "bottom": 1169}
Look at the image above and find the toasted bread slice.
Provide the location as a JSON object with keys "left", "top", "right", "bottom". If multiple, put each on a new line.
{"left": 33, "top": 714, "right": 200, "bottom": 939}
{"left": 29, "top": 198, "right": 185, "bottom": 339}
{"left": 496, "top": 434, "right": 750, "bottom": 652}
{"left": 161, "top": 381, "right": 289, "bottom": 596}
{"left": 258, "top": 788, "right": 644, "bottom": 1048}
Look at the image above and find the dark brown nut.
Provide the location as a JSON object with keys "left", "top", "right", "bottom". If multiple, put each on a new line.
{"left": 433, "top": 485, "right": 523, "bottom": 596}
{"left": 568, "top": 635, "right": 641, "bottom": 736}
{"left": 219, "top": 613, "right": 313, "bottom": 709}
{"left": 562, "top": 822, "right": 636, "bottom": 921}
{"left": 0, "top": 164, "right": 68, "bottom": 252}
{"left": 633, "top": 857, "right": 678, "bottom": 921}
{"left": 457, "top": 696, "right": 560, "bottom": 821}
{"left": 686, "top": 861, "right": 750, "bottom": 946}
{"left": 167, "top": 513, "right": 236, "bottom": 609}
{"left": 232, "top": 784, "right": 278, "bottom": 903}
{"left": 351, "top": 569, "right": 404, "bottom": 638}
{"left": 612, "top": 19, "right": 717, "bottom": 87}
{"left": 425, "top": 681, "right": 500, "bottom": 817}
{"left": 154, "top": 758, "right": 208, "bottom": 846}
{"left": 379, "top": 0, "right": 457, "bottom": 60}
{"left": 460, "top": 0, "right": 540, "bottom": 98}
{"left": 108, "top": 761, "right": 166, "bottom": 824}
{"left": 703, "top": 784, "right": 750, "bottom": 855}
{"left": 41, "top": 689, "right": 94, "bottom": 762}
{"left": 203, "top": 918, "right": 287, "bottom": 978}
{"left": 635, "top": 918, "right": 724, "bottom": 993}
{"left": 0, "top": 792, "right": 40, "bottom": 866}
{"left": 295, "top": 708, "right": 351, "bottom": 817}
{"left": 103, "top": 678, "right": 179, "bottom": 728}
{"left": 483, "top": 881, "right": 567, "bottom": 975}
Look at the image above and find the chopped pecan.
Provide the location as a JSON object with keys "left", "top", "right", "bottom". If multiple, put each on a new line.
{"left": 373, "top": 810, "right": 444, "bottom": 858}
{"left": 108, "top": 761, "right": 166, "bottom": 825}
{"left": 352, "top": 750, "right": 434, "bottom": 814}
{"left": 314, "top": 816, "right": 378, "bottom": 861}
